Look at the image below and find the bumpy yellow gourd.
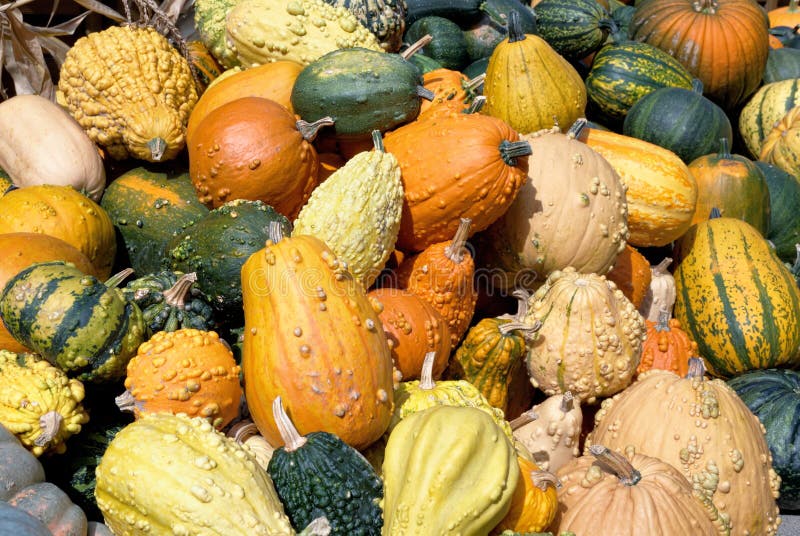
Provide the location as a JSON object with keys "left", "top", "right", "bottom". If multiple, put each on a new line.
{"left": 225, "top": 0, "right": 383, "bottom": 67}
{"left": 95, "top": 412, "right": 296, "bottom": 536}
{"left": 0, "top": 351, "right": 89, "bottom": 457}
{"left": 293, "top": 131, "right": 403, "bottom": 288}
{"left": 57, "top": 26, "right": 198, "bottom": 162}
{"left": 382, "top": 405, "right": 520, "bottom": 535}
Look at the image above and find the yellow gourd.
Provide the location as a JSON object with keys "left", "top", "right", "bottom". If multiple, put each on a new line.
{"left": 491, "top": 456, "right": 560, "bottom": 535}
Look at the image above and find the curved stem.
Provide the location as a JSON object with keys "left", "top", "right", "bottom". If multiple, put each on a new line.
{"left": 371, "top": 130, "right": 384, "bottom": 153}
{"left": 655, "top": 307, "right": 671, "bottom": 332}
{"left": 105, "top": 268, "right": 135, "bottom": 288}
{"left": 507, "top": 10, "right": 526, "bottom": 43}
{"left": 444, "top": 218, "right": 472, "bottom": 263}
{"left": 35, "top": 411, "right": 63, "bottom": 447}
{"left": 511, "top": 289, "right": 530, "bottom": 322}
{"left": 560, "top": 391, "right": 574, "bottom": 413}
{"left": 272, "top": 396, "right": 307, "bottom": 452}
{"left": 162, "top": 272, "right": 197, "bottom": 309}
{"left": 296, "top": 117, "right": 335, "bottom": 141}
{"left": 509, "top": 408, "right": 538, "bottom": 430}
{"left": 652, "top": 257, "right": 672, "bottom": 276}
{"left": 499, "top": 321, "right": 541, "bottom": 336}
{"left": 686, "top": 356, "right": 707, "bottom": 379}
{"left": 531, "top": 470, "right": 561, "bottom": 491}
{"left": 268, "top": 221, "right": 285, "bottom": 244}
{"left": 418, "top": 351, "right": 437, "bottom": 390}
{"left": 717, "top": 137, "right": 732, "bottom": 160}
{"left": 499, "top": 140, "right": 532, "bottom": 166}
{"left": 400, "top": 34, "right": 433, "bottom": 60}
{"left": 148, "top": 137, "right": 167, "bottom": 162}
{"left": 588, "top": 445, "right": 642, "bottom": 486}
{"left": 115, "top": 390, "right": 136, "bottom": 413}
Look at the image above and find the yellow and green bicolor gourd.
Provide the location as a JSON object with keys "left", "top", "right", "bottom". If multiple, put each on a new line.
{"left": 381, "top": 404, "right": 520, "bottom": 535}
{"left": 0, "top": 350, "right": 89, "bottom": 457}
{"left": 293, "top": 131, "right": 403, "bottom": 289}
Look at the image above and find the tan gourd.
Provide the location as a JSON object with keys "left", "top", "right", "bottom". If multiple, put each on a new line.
{"left": 511, "top": 392, "right": 582, "bottom": 473}
{"left": 637, "top": 257, "right": 676, "bottom": 322}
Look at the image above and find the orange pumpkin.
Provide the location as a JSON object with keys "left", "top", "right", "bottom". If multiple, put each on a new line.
{"left": 605, "top": 244, "right": 652, "bottom": 308}
{"left": 491, "top": 457, "right": 560, "bottom": 534}
{"left": 189, "top": 97, "right": 330, "bottom": 219}
{"left": 418, "top": 68, "right": 484, "bottom": 118}
{"left": 769, "top": 0, "right": 800, "bottom": 28}
{"left": 636, "top": 309, "right": 699, "bottom": 378}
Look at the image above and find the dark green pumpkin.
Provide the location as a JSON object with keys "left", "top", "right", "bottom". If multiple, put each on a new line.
{"left": 404, "top": 16, "right": 470, "bottom": 70}
{"left": 462, "top": 0, "right": 537, "bottom": 62}
{"left": 0, "top": 262, "right": 145, "bottom": 383}
{"left": 756, "top": 161, "right": 800, "bottom": 263}
{"left": 404, "top": 0, "right": 483, "bottom": 26}
{"left": 122, "top": 271, "right": 216, "bottom": 335}
{"left": 165, "top": 199, "right": 290, "bottom": 324}
{"left": 764, "top": 47, "right": 800, "bottom": 84}
{"left": 609, "top": 3, "right": 635, "bottom": 39}
{"left": 324, "top": 0, "right": 406, "bottom": 52}
{"left": 267, "top": 398, "right": 383, "bottom": 535}
{"left": 100, "top": 166, "right": 210, "bottom": 275}
{"left": 623, "top": 80, "right": 733, "bottom": 164}
{"left": 291, "top": 47, "right": 429, "bottom": 137}
{"left": 727, "top": 369, "right": 800, "bottom": 510}
{"left": 533, "top": 0, "right": 615, "bottom": 61}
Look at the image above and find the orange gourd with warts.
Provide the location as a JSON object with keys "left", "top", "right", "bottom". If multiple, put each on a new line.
{"left": 418, "top": 68, "right": 484, "bottom": 118}
{"left": 636, "top": 309, "right": 698, "bottom": 378}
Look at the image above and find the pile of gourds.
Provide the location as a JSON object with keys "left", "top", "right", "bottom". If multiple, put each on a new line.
{"left": 2, "top": 0, "right": 800, "bottom": 533}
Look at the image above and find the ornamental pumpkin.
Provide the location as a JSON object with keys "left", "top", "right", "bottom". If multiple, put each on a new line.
{"left": 117, "top": 329, "right": 242, "bottom": 429}
{"left": 764, "top": 47, "right": 800, "bottom": 85}
{"left": 524, "top": 267, "right": 647, "bottom": 404}
{"left": 587, "top": 362, "right": 782, "bottom": 536}
{"left": 605, "top": 244, "right": 651, "bottom": 308}
{"left": 0, "top": 185, "right": 116, "bottom": 279}
{"left": 739, "top": 79, "right": 800, "bottom": 158}
{"left": 491, "top": 457, "right": 559, "bottom": 535}
{"left": 324, "top": 0, "right": 407, "bottom": 51}
{"left": 760, "top": 104, "right": 800, "bottom": 179}
{"left": 554, "top": 445, "right": 720, "bottom": 535}
{"left": 186, "top": 40, "right": 224, "bottom": 93}
{"left": 189, "top": 97, "right": 329, "bottom": 218}
{"left": 418, "top": 68, "right": 483, "bottom": 118}
{"left": 476, "top": 121, "right": 629, "bottom": 291}
{"left": 404, "top": 17, "right": 470, "bottom": 70}
{"left": 241, "top": 226, "right": 394, "bottom": 450}
{"left": 673, "top": 215, "right": 800, "bottom": 377}
{"left": 533, "top": 0, "right": 616, "bottom": 61}
{"left": 629, "top": 0, "right": 769, "bottom": 110}
{"left": 482, "top": 11, "right": 586, "bottom": 134}
{"left": 56, "top": 25, "right": 198, "bottom": 162}
{"left": 757, "top": 161, "right": 800, "bottom": 263}
{"left": 394, "top": 218, "right": 477, "bottom": 348}
{"left": 636, "top": 309, "right": 698, "bottom": 378}
{"left": 194, "top": 0, "right": 241, "bottom": 68}
{"left": 638, "top": 257, "right": 676, "bottom": 322}
{"left": 511, "top": 392, "right": 582, "bottom": 474}
{"left": 576, "top": 125, "right": 697, "bottom": 247}
{"left": 769, "top": 0, "right": 800, "bottom": 28}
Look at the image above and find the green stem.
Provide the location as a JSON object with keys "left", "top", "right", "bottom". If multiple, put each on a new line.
{"left": 717, "top": 137, "right": 732, "bottom": 160}
{"left": 691, "top": 78, "right": 704, "bottom": 94}
{"left": 371, "top": 130, "right": 384, "bottom": 153}
{"left": 105, "top": 268, "right": 134, "bottom": 288}
{"left": 588, "top": 445, "right": 642, "bottom": 486}
{"left": 499, "top": 140, "right": 532, "bottom": 166}
{"left": 507, "top": 10, "right": 526, "bottom": 43}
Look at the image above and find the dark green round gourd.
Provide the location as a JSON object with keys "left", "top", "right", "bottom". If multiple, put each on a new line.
{"left": 165, "top": 200, "right": 290, "bottom": 325}
{"left": 533, "top": 0, "right": 615, "bottom": 61}
{"left": 323, "top": 0, "right": 407, "bottom": 52}
{"left": 404, "top": 0, "right": 483, "bottom": 26}
{"left": 609, "top": 3, "right": 635, "bottom": 38}
{"left": 100, "top": 166, "right": 210, "bottom": 275}
{"left": 462, "top": 0, "right": 537, "bottom": 62}
{"left": 122, "top": 270, "right": 216, "bottom": 335}
{"left": 408, "top": 53, "right": 443, "bottom": 73}
{"left": 623, "top": 80, "right": 732, "bottom": 164}
{"left": 755, "top": 161, "right": 800, "bottom": 263}
{"left": 267, "top": 398, "right": 383, "bottom": 535}
{"left": 404, "top": 16, "right": 470, "bottom": 70}
{"left": 727, "top": 369, "right": 800, "bottom": 510}
{"left": 764, "top": 48, "right": 800, "bottom": 84}
{"left": 291, "top": 47, "right": 431, "bottom": 137}
{"left": 0, "top": 262, "right": 145, "bottom": 383}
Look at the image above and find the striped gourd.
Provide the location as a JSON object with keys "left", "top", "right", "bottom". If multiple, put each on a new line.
{"left": 533, "top": 0, "right": 615, "bottom": 61}
{"left": 739, "top": 78, "right": 800, "bottom": 158}
{"left": 0, "top": 261, "right": 146, "bottom": 383}
{"left": 674, "top": 216, "right": 800, "bottom": 377}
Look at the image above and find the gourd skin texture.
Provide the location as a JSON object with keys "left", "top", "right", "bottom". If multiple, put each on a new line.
{"left": 326, "top": 0, "right": 406, "bottom": 52}
{"left": 381, "top": 405, "right": 519, "bottom": 535}
{"left": 0, "top": 502, "right": 52, "bottom": 536}
{"left": 57, "top": 26, "right": 198, "bottom": 162}
{"left": 760, "top": 105, "right": 800, "bottom": 178}
{"left": 0, "top": 351, "right": 88, "bottom": 456}
{"left": 225, "top": 0, "right": 383, "bottom": 67}
{"left": 605, "top": 244, "right": 652, "bottom": 308}
{"left": 95, "top": 413, "right": 295, "bottom": 536}
{"left": 739, "top": 79, "right": 800, "bottom": 158}
{"left": 194, "top": 0, "right": 241, "bottom": 68}
{"left": 293, "top": 140, "right": 404, "bottom": 289}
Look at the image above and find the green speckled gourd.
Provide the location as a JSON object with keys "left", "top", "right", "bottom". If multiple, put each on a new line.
{"left": 0, "top": 262, "right": 145, "bottom": 383}
{"left": 381, "top": 404, "right": 519, "bottom": 535}
{"left": 291, "top": 47, "right": 429, "bottom": 137}
{"left": 324, "top": 0, "right": 407, "bottom": 51}
{"left": 166, "top": 200, "right": 291, "bottom": 322}
{"left": 267, "top": 397, "right": 383, "bottom": 535}
{"left": 533, "top": 0, "right": 615, "bottom": 61}
{"left": 293, "top": 131, "right": 403, "bottom": 288}
{"left": 225, "top": 0, "right": 383, "bottom": 68}
{"left": 0, "top": 350, "right": 89, "bottom": 456}
{"left": 123, "top": 271, "right": 216, "bottom": 335}
{"left": 95, "top": 412, "right": 296, "bottom": 535}
{"left": 195, "top": 0, "right": 242, "bottom": 67}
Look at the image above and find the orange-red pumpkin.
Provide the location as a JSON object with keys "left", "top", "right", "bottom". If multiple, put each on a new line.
{"left": 636, "top": 309, "right": 699, "bottom": 378}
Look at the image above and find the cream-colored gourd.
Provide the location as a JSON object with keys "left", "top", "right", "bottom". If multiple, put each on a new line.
{"left": 511, "top": 391, "right": 582, "bottom": 473}
{"left": 227, "top": 420, "right": 275, "bottom": 470}
{"left": 637, "top": 257, "right": 676, "bottom": 322}
{"left": 0, "top": 95, "right": 105, "bottom": 201}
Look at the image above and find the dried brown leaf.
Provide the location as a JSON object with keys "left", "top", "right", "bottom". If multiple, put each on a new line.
{"left": 38, "top": 34, "right": 70, "bottom": 66}
{"left": 4, "top": 9, "right": 53, "bottom": 99}
{"left": 70, "top": 0, "right": 125, "bottom": 21}
{"left": 23, "top": 11, "right": 92, "bottom": 36}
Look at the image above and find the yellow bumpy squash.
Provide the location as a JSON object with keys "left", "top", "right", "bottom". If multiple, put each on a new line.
{"left": 0, "top": 351, "right": 88, "bottom": 457}
{"left": 57, "top": 26, "right": 198, "bottom": 162}
{"left": 382, "top": 405, "right": 520, "bottom": 535}
{"left": 225, "top": 0, "right": 383, "bottom": 67}
{"left": 293, "top": 131, "right": 403, "bottom": 288}
{"left": 96, "top": 412, "right": 296, "bottom": 536}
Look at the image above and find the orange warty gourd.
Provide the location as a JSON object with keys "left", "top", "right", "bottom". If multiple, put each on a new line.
{"left": 636, "top": 309, "right": 699, "bottom": 378}
{"left": 491, "top": 457, "right": 559, "bottom": 534}
{"left": 605, "top": 244, "right": 652, "bottom": 308}
{"left": 418, "top": 68, "right": 484, "bottom": 119}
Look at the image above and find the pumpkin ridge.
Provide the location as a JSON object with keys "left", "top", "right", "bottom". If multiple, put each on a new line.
{"left": 15, "top": 274, "right": 74, "bottom": 339}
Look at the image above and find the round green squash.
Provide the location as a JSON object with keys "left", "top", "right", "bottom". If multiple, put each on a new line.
{"left": 727, "top": 368, "right": 800, "bottom": 510}
{"left": 461, "top": 0, "right": 537, "bottom": 62}
{"left": 756, "top": 161, "right": 800, "bottom": 264}
{"left": 405, "top": 0, "right": 483, "bottom": 26}
{"left": 764, "top": 48, "right": 800, "bottom": 84}
{"left": 623, "top": 80, "right": 733, "bottom": 164}
{"left": 534, "top": 0, "right": 615, "bottom": 61}
{"left": 405, "top": 16, "right": 470, "bottom": 70}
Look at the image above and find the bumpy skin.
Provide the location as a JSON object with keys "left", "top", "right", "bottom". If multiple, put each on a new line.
{"left": 123, "top": 271, "right": 216, "bottom": 334}
{"left": 56, "top": 26, "right": 198, "bottom": 162}
{"left": 325, "top": 0, "right": 406, "bottom": 51}
{"left": 194, "top": 0, "right": 242, "bottom": 67}
{"left": 511, "top": 393, "right": 582, "bottom": 474}
{"left": 0, "top": 351, "right": 89, "bottom": 456}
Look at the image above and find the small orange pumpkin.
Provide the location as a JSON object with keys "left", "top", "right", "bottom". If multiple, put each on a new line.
{"left": 418, "top": 68, "right": 484, "bottom": 118}
{"left": 636, "top": 309, "right": 698, "bottom": 378}
{"left": 491, "top": 456, "right": 560, "bottom": 534}
{"left": 605, "top": 244, "right": 652, "bottom": 308}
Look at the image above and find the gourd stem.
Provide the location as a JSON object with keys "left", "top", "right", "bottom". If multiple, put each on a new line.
{"left": 509, "top": 409, "right": 538, "bottom": 430}
{"left": 691, "top": 78, "right": 704, "bottom": 94}
{"left": 296, "top": 117, "right": 335, "bottom": 141}
{"left": 35, "top": 411, "right": 62, "bottom": 447}
{"left": 416, "top": 86, "right": 436, "bottom": 101}
{"left": 718, "top": 137, "right": 732, "bottom": 160}
{"left": 598, "top": 17, "right": 620, "bottom": 39}
{"left": 499, "top": 140, "right": 533, "bottom": 166}
{"left": 652, "top": 257, "right": 672, "bottom": 276}
{"left": 498, "top": 321, "right": 541, "bottom": 336}
{"left": 588, "top": 445, "right": 642, "bottom": 486}
{"left": 400, "top": 34, "right": 433, "bottom": 60}
{"left": 655, "top": 307, "right": 671, "bottom": 332}
{"left": 511, "top": 289, "right": 531, "bottom": 322}
{"left": 115, "top": 390, "right": 136, "bottom": 413}
{"left": 272, "top": 396, "right": 307, "bottom": 452}
{"left": 268, "top": 221, "right": 285, "bottom": 244}
{"left": 531, "top": 470, "right": 561, "bottom": 491}
{"left": 792, "top": 0, "right": 800, "bottom": 12}
{"left": 566, "top": 118, "right": 588, "bottom": 139}
{"left": 227, "top": 420, "right": 260, "bottom": 443}
{"left": 465, "top": 73, "right": 486, "bottom": 93}
{"left": 507, "top": 11, "right": 526, "bottom": 43}
{"left": 419, "top": 351, "right": 437, "bottom": 390}
{"left": 105, "top": 268, "right": 135, "bottom": 288}
{"left": 560, "top": 391, "right": 574, "bottom": 413}
{"left": 692, "top": 0, "right": 717, "bottom": 14}
{"left": 444, "top": 218, "right": 472, "bottom": 263}
{"left": 466, "top": 96, "right": 486, "bottom": 114}
{"left": 147, "top": 137, "right": 167, "bottom": 162}
{"left": 709, "top": 207, "right": 722, "bottom": 219}
{"left": 162, "top": 272, "right": 198, "bottom": 309}
{"left": 686, "top": 357, "right": 707, "bottom": 379}
{"left": 371, "top": 130, "right": 384, "bottom": 153}
{"left": 299, "top": 517, "right": 332, "bottom": 536}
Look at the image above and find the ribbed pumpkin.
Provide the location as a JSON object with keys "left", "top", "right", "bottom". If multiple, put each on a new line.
{"left": 769, "top": 0, "right": 800, "bottom": 28}
{"left": 673, "top": 215, "right": 800, "bottom": 377}
{"left": 0, "top": 185, "right": 116, "bottom": 279}
{"left": 757, "top": 161, "right": 800, "bottom": 263}
{"left": 491, "top": 456, "right": 559, "bottom": 535}
{"left": 604, "top": 244, "right": 651, "bottom": 308}
{"left": 383, "top": 106, "right": 530, "bottom": 252}
{"left": 533, "top": 0, "right": 616, "bottom": 61}
{"left": 189, "top": 97, "right": 329, "bottom": 218}
{"left": 760, "top": 104, "right": 800, "bottom": 178}
{"left": 739, "top": 79, "right": 800, "bottom": 158}
{"left": 576, "top": 126, "right": 697, "bottom": 247}
{"left": 482, "top": 11, "right": 587, "bottom": 135}
{"left": 638, "top": 257, "right": 676, "bottom": 322}
{"left": 511, "top": 392, "right": 582, "bottom": 473}
{"left": 689, "top": 138, "right": 771, "bottom": 235}
{"left": 629, "top": 0, "right": 769, "bottom": 110}
{"left": 241, "top": 226, "right": 394, "bottom": 450}
{"left": 636, "top": 309, "right": 698, "bottom": 378}
{"left": 524, "top": 267, "right": 647, "bottom": 404}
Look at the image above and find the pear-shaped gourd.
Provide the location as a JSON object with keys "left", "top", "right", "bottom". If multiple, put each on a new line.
{"left": 511, "top": 391, "right": 582, "bottom": 474}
